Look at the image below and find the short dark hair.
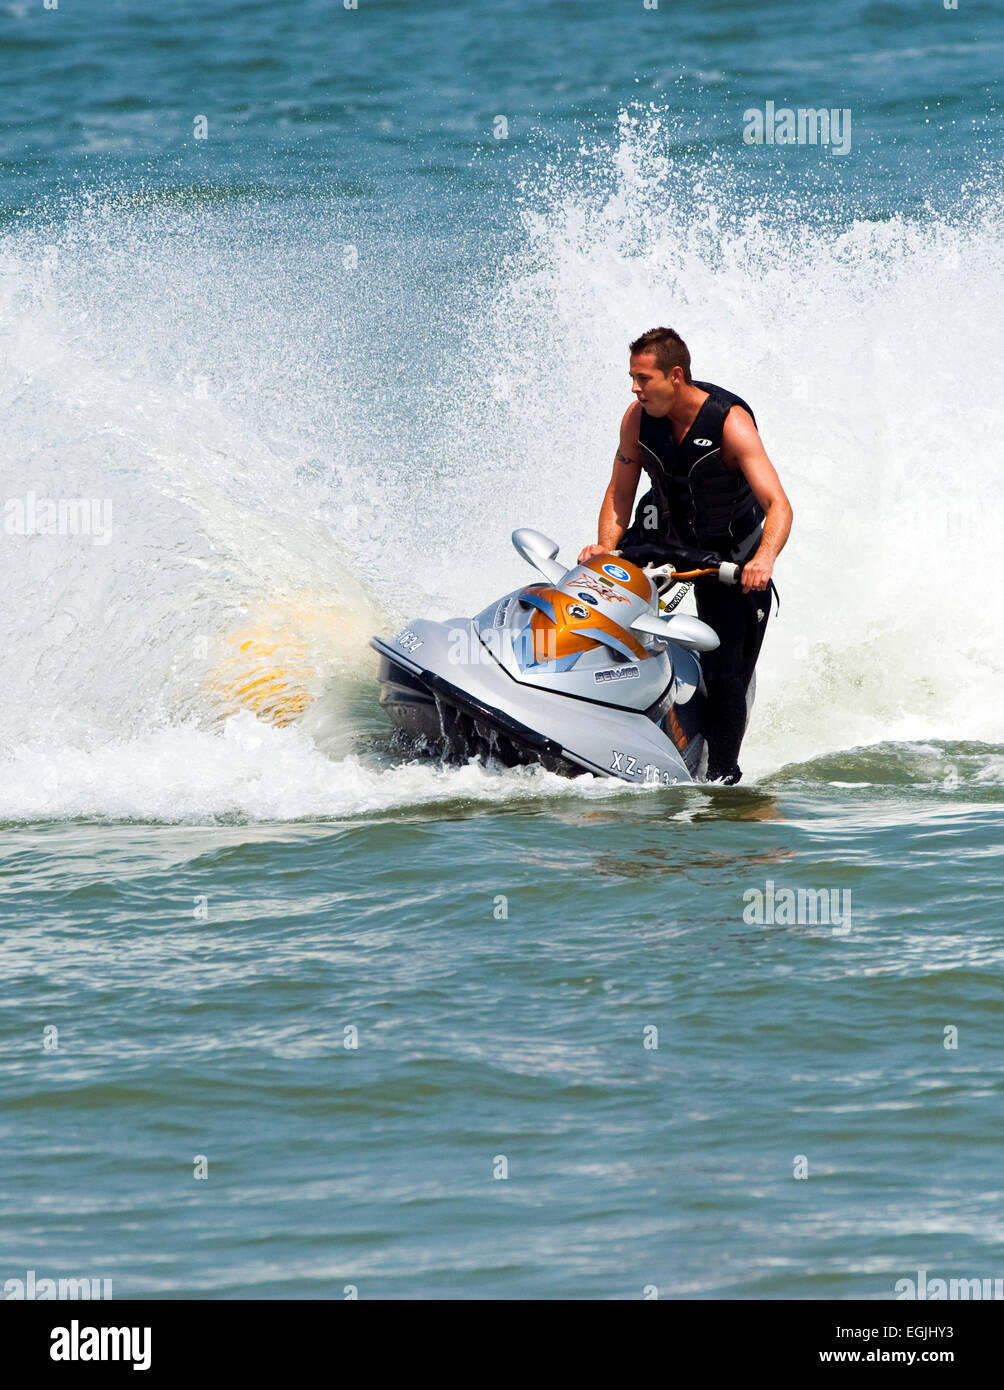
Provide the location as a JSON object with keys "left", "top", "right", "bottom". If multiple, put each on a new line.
{"left": 629, "top": 327, "right": 692, "bottom": 384}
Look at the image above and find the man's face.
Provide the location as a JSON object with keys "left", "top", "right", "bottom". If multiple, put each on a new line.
{"left": 629, "top": 352, "right": 682, "bottom": 417}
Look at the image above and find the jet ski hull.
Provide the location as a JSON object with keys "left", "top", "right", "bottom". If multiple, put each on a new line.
{"left": 371, "top": 622, "right": 704, "bottom": 784}
{"left": 374, "top": 649, "right": 586, "bottom": 774}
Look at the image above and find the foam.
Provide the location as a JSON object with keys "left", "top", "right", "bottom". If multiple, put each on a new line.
{"left": 1, "top": 113, "right": 1001, "bottom": 821}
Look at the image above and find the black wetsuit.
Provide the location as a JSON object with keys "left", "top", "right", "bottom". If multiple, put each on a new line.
{"left": 617, "top": 381, "right": 772, "bottom": 784}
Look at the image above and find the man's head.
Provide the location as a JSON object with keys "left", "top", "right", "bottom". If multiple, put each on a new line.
{"left": 628, "top": 326, "right": 692, "bottom": 417}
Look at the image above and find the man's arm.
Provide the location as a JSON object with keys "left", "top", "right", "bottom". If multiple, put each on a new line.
{"left": 721, "top": 406, "right": 793, "bottom": 593}
{"left": 577, "top": 403, "right": 643, "bottom": 563}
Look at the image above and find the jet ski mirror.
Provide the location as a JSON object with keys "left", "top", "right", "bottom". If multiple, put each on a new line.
{"left": 631, "top": 612, "right": 720, "bottom": 653}
{"left": 511, "top": 528, "right": 567, "bottom": 585}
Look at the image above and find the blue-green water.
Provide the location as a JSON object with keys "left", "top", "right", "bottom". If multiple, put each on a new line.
{"left": 1, "top": 0, "right": 1002, "bottom": 1299}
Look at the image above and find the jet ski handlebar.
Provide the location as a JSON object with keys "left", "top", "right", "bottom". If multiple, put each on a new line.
{"left": 511, "top": 529, "right": 740, "bottom": 589}
{"left": 629, "top": 559, "right": 742, "bottom": 589}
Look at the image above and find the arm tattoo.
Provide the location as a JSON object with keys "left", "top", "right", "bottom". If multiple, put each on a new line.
{"left": 615, "top": 449, "right": 637, "bottom": 465}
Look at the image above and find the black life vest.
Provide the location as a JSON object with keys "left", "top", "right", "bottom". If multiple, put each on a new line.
{"left": 636, "top": 380, "right": 764, "bottom": 558}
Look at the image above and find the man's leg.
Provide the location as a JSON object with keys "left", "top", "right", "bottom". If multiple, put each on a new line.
{"left": 694, "top": 582, "right": 771, "bottom": 783}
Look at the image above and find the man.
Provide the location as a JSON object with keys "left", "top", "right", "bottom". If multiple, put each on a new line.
{"left": 578, "top": 326, "right": 792, "bottom": 784}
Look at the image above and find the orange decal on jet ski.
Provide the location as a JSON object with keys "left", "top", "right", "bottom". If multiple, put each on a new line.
{"left": 526, "top": 587, "right": 650, "bottom": 662}
{"left": 666, "top": 706, "right": 690, "bottom": 753}
{"left": 572, "top": 573, "right": 631, "bottom": 603}
{"left": 582, "top": 554, "right": 654, "bottom": 601}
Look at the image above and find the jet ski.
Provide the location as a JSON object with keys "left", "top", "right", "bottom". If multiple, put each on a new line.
{"left": 369, "top": 528, "right": 748, "bottom": 785}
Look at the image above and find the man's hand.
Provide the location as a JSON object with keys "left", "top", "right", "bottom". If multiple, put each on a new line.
{"left": 741, "top": 552, "right": 774, "bottom": 593}
{"left": 577, "top": 543, "right": 612, "bottom": 564}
